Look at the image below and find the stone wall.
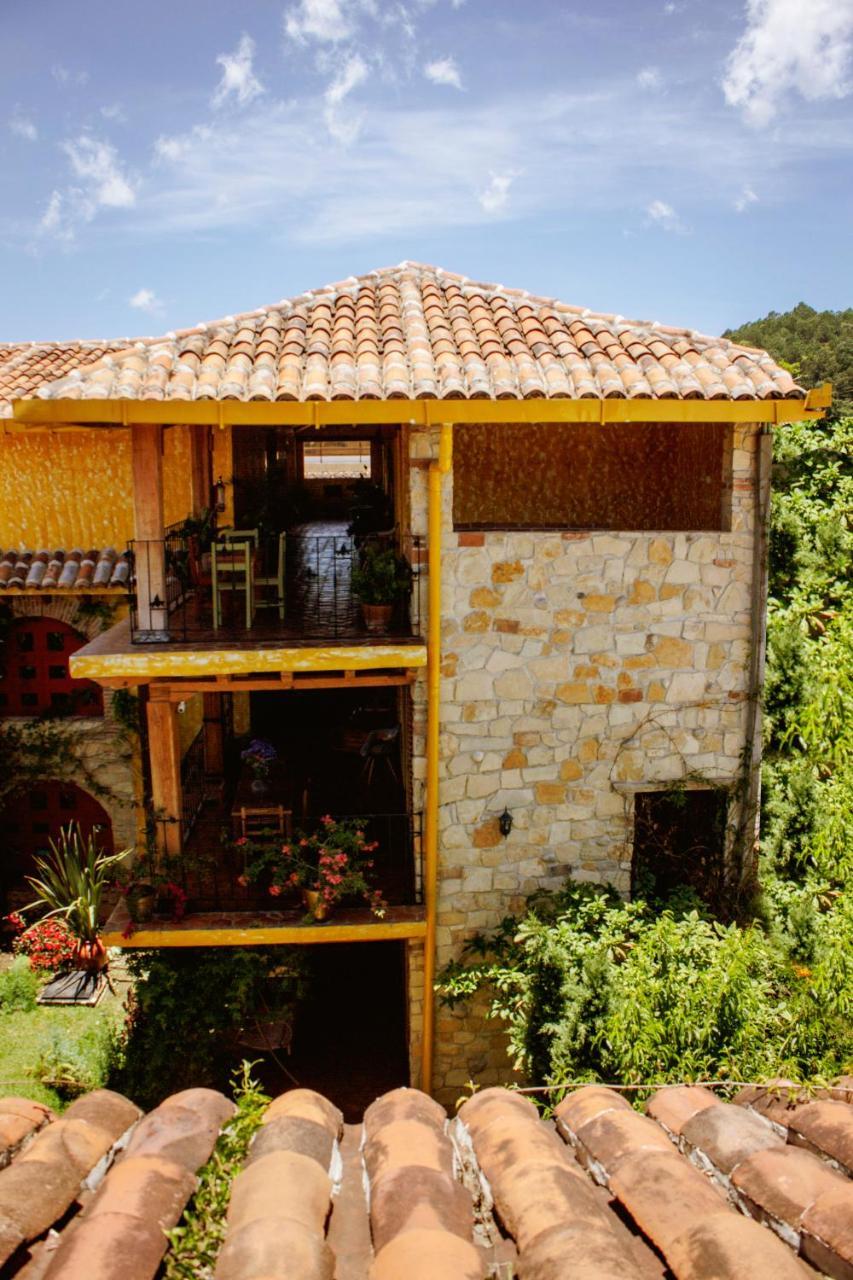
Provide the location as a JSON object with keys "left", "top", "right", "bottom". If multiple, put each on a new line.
{"left": 408, "top": 422, "right": 763, "bottom": 1103}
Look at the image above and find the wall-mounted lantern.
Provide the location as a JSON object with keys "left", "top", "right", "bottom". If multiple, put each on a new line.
{"left": 213, "top": 476, "right": 227, "bottom": 513}
{"left": 499, "top": 808, "right": 513, "bottom": 838}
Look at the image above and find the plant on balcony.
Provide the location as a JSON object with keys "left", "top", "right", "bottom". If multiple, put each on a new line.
{"left": 240, "top": 738, "right": 277, "bottom": 794}
{"left": 351, "top": 543, "right": 412, "bottom": 634}
{"left": 238, "top": 816, "right": 386, "bottom": 920}
{"left": 21, "top": 823, "right": 128, "bottom": 970}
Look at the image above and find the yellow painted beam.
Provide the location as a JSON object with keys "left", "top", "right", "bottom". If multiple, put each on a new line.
{"left": 70, "top": 641, "right": 427, "bottom": 681}
{"left": 11, "top": 392, "right": 829, "bottom": 429}
{"left": 421, "top": 421, "right": 453, "bottom": 1096}
{"left": 102, "top": 919, "right": 428, "bottom": 947}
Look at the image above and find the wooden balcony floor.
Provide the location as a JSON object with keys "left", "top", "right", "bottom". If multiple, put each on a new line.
{"left": 102, "top": 899, "right": 426, "bottom": 947}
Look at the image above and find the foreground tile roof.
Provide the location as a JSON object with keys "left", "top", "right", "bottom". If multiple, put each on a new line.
{"left": 1, "top": 1079, "right": 851, "bottom": 1279}
{"left": 23, "top": 264, "right": 804, "bottom": 406}
{"left": 0, "top": 547, "right": 130, "bottom": 590}
{"left": 0, "top": 340, "right": 131, "bottom": 418}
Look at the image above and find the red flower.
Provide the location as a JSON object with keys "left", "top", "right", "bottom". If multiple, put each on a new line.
{"left": 236, "top": 874, "right": 249, "bottom": 888}
{"left": 235, "top": 836, "right": 248, "bottom": 847}
{"left": 269, "top": 884, "right": 282, "bottom": 897}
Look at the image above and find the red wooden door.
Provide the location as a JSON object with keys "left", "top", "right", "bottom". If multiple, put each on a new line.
{"left": 2, "top": 782, "right": 114, "bottom": 882}
{"left": 0, "top": 617, "right": 103, "bottom": 717}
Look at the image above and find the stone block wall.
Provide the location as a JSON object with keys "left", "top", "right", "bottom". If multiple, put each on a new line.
{"left": 407, "top": 422, "right": 763, "bottom": 1104}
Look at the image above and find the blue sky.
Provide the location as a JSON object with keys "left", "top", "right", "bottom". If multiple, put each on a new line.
{"left": 1, "top": 0, "right": 851, "bottom": 341}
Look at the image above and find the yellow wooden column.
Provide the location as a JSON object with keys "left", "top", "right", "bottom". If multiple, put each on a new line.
{"left": 421, "top": 422, "right": 452, "bottom": 1094}
{"left": 131, "top": 423, "right": 169, "bottom": 637}
{"left": 147, "top": 685, "right": 183, "bottom": 860}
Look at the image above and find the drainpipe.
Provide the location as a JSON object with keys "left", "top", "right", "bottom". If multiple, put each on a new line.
{"left": 421, "top": 422, "right": 453, "bottom": 1095}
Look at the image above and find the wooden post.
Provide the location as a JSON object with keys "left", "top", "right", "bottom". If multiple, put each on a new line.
{"left": 189, "top": 425, "right": 212, "bottom": 518}
{"left": 132, "top": 423, "right": 169, "bottom": 638}
{"left": 202, "top": 691, "right": 225, "bottom": 780}
{"left": 147, "top": 686, "right": 183, "bottom": 860}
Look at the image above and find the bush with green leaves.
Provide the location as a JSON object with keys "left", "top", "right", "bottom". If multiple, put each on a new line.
{"left": 34, "top": 1017, "right": 120, "bottom": 1100}
{"left": 0, "top": 956, "right": 40, "bottom": 1012}
{"left": 112, "top": 947, "right": 309, "bottom": 1109}
{"left": 438, "top": 882, "right": 851, "bottom": 1092}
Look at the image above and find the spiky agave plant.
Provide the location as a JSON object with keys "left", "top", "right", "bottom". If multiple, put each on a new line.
{"left": 24, "top": 822, "right": 129, "bottom": 945}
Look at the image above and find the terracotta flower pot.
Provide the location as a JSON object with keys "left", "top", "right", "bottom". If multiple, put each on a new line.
{"left": 360, "top": 602, "right": 393, "bottom": 635}
{"left": 127, "top": 883, "right": 156, "bottom": 923}
{"left": 302, "top": 889, "right": 332, "bottom": 921}
{"left": 73, "top": 937, "right": 107, "bottom": 972}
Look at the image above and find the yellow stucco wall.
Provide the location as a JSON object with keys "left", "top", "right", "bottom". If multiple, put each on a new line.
{"left": 0, "top": 425, "right": 193, "bottom": 548}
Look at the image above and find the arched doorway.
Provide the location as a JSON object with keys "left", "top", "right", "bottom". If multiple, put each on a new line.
{"left": 1, "top": 781, "right": 114, "bottom": 888}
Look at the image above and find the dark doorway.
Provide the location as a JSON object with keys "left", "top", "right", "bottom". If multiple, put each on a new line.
{"left": 632, "top": 787, "right": 729, "bottom": 912}
{"left": 253, "top": 941, "right": 410, "bottom": 1122}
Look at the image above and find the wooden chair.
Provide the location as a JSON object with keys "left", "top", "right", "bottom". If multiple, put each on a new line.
{"left": 360, "top": 726, "right": 401, "bottom": 789}
{"left": 239, "top": 806, "right": 292, "bottom": 839}
{"left": 212, "top": 529, "right": 258, "bottom": 630}
{"left": 254, "top": 531, "right": 287, "bottom": 621}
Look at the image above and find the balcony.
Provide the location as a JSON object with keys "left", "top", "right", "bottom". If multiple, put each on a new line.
{"left": 102, "top": 690, "right": 426, "bottom": 946}
{"left": 128, "top": 522, "right": 424, "bottom": 648}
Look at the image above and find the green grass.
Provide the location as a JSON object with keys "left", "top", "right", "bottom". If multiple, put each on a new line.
{"left": 0, "top": 987, "right": 124, "bottom": 1111}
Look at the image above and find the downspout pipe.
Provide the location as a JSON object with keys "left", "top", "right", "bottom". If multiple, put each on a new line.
{"left": 421, "top": 422, "right": 453, "bottom": 1095}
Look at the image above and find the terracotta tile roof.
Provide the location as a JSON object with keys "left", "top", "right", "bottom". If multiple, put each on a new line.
{"left": 2, "top": 1080, "right": 852, "bottom": 1279}
{"left": 0, "top": 547, "right": 131, "bottom": 590}
{"left": 0, "top": 340, "right": 131, "bottom": 418}
{"left": 22, "top": 264, "right": 804, "bottom": 406}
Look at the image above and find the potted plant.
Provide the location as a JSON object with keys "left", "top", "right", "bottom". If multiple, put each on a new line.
{"left": 22, "top": 823, "right": 128, "bottom": 971}
{"left": 240, "top": 815, "right": 386, "bottom": 921}
{"left": 240, "top": 738, "right": 278, "bottom": 794}
{"left": 351, "top": 542, "right": 412, "bottom": 634}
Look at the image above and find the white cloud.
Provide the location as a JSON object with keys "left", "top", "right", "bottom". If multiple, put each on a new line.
{"left": 478, "top": 170, "right": 518, "bottom": 214}
{"left": 284, "top": 0, "right": 355, "bottom": 43}
{"left": 723, "top": 0, "right": 853, "bottom": 127}
{"left": 101, "top": 103, "right": 127, "bottom": 123}
{"left": 324, "top": 54, "right": 369, "bottom": 142}
{"left": 37, "top": 135, "right": 136, "bottom": 241}
{"left": 734, "top": 183, "right": 759, "bottom": 212}
{"left": 129, "top": 287, "right": 164, "bottom": 314}
{"left": 51, "top": 65, "right": 88, "bottom": 87}
{"left": 637, "top": 66, "right": 662, "bottom": 90}
{"left": 9, "top": 111, "right": 37, "bottom": 141}
{"left": 212, "top": 34, "right": 265, "bottom": 108}
{"left": 646, "top": 198, "right": 684, "bottom": 231}
{"left": 425, "top": 57, "right": 463, "bottom": 90}
{"left": 61, "top": 136, "right": 136, "bottom": 208}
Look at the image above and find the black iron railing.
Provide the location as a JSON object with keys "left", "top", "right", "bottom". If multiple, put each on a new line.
{"left": 150, "top": 810, "right": 423, "bottom": 914}
{"left": 127, "top": 528, "right": 425, "bottom": 645}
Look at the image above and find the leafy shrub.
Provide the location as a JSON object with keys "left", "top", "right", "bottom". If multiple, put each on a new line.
{"left": 438, "top": 882, "right": 852, "bottom": 1092}
{"left": 34, "top": 1017, "right": 119, "bottom": 1100}
{"left": 0, "top": 956, "right": 40, "bottom": 1012}
{"left": 112, "top": 947, "right": 309, "bottom": 1109}
{"left": 11, "top": 916, "right": 78, "bottom": 972}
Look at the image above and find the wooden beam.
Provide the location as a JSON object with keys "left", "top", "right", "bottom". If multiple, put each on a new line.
{"left": 146, "top": 691, "right": 183, "bottom": 860}
{"left": 131, "top": 423, "right": 168, "bottom": 637}
{"left": 12, "top": 391, "right": 831, "bottom": 428}
{"left": 151, "top": 671, "right": 415, "bottom": 694}
{"left": 103, "top": 915, "right": 428, "bottom": 948}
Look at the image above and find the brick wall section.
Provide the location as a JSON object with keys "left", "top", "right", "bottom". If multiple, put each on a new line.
{"left": 408, "top": 423, "right": 762, "bottom": 1104}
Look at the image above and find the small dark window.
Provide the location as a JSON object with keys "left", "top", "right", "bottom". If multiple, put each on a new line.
{"left": 21, "top": 692, "right": 38, "bottom": 707}
{"left": 15, "top": 632, "right": 34, "bottom": 652}
{"left": 0, "top": 694, "right": 7, "bottom": 707}
{"left": 59, "top": 792, "right": 77, "bottom": 810}
{"left": 30, "top": 792, "right": 48, "bottom": 811}
{"left": 49, "top": 665, "right": 66, "bottom": 679}
{"left": 47, "top": 632, "right": 66, "bottom": 651}
{"left": 32, "top": 822, "right": 50, "bottom": 835}
{"left": 19, "top": 666, "right": 37, "bottom": 681}
{"left": 50, "top": 693, "right": 71, "bottom": 713}
{"left": 632, "top": 788, "right": 728, "bottom": 912}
